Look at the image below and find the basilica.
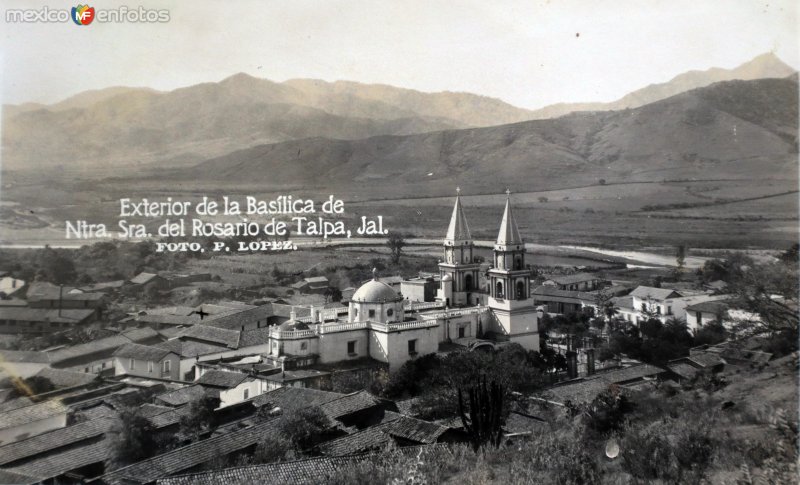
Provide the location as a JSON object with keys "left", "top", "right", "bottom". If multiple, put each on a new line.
{"left": 267, "top": 190, "right": 540, "bottom": 371}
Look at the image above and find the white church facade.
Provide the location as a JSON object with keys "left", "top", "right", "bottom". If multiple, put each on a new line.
{"left": 267, "top": 191, "right": 540, "bottom": 371}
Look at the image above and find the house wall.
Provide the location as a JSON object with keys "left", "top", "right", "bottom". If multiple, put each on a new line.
{"left": 271, "top": 336, "right": 320, "bottom": 358}
{"left": 219, "top": 379, "right": 263, "bottom": 407}
{"left": 113, "top": 354, "right": 180, "bottom": 379}
{"left": 177, "top": 343, "right": 272, "bottom": 380}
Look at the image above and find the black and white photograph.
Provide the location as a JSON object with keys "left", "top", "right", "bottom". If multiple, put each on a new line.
{"left": 0, "top": 1, "right": 798, "bottom": 483}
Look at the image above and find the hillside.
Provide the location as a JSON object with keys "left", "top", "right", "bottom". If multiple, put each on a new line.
{"left": 185, "top": 76, "right": 798, "bottom": 196}
{"left": 528, "top": 52, "right": 796, "bottom": 119}
{"left": 1, "top": 74, "right": 535, "bottom": 171}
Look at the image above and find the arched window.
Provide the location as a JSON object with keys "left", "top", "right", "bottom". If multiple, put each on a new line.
{"left": 515, "top": 256, "right": 522, "bottom": 270}
{"left": 464, "top": 274, "right": 473, "bottom": 291}
{"left": 496, "top": 281, "right": 504, "bottom": 298}
{"left": 516, "top": 281, "right": 525, "bottom": 300}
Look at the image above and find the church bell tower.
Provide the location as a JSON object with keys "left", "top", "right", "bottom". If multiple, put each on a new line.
{"left": 437, "top": 188, "right": 481, "bottom": 307}
{"left": 487, "top": 190, "right": 539, "bottom": 349}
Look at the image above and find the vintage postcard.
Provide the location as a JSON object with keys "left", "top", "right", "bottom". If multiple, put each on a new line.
{"left": 0, "top": 1, "right": 797, "bottom": 484}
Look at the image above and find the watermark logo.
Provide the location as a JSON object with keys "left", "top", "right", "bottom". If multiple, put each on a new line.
{"left": 6, "top": 5, "right": 170, "bottom": 24}
{"left": 71, "top": 5, "right": 94, "bottom": 25}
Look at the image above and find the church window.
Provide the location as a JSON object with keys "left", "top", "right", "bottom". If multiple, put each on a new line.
{"left": 408, "top": 339, "right": 418, "bottom": 355}
{"left": 458, "top": 326, "right": 466, "bottom": 338}
{"left": 347, "top": 341, "right": 356, "bottom": 355}
{"left": 516, "top": 281, "right": 525, "bottom": 300}
{"left": 515, "top": 257, "right": 522, "bottom": 270}
{"left": 465, "top": 274, "right": 473, "bottom": 291}
{"left": 368, "top": 309, "right": 375, "bottom": 318}
{"left": 387, "top": 308, "right": 394, "bottom": 316}
{"left": 300, "top": 342, "right": 307, "bottom": 350}
{"left": 496, "top": 282, "right": 504, "bottom": 298}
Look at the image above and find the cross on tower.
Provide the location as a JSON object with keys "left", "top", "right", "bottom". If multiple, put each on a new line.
{"left": 505, "top": 188, "right": 511, "bottom": 196}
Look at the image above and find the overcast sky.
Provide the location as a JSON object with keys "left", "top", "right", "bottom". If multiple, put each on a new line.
{"left": 1, "top": 0, "right": 797, "bottom": 109}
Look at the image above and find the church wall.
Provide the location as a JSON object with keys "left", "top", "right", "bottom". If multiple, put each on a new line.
{"left": 318, "top": 329, "right": 370, "bottom": 364}
{"left": 384, "top": 326, "right": 439, "bottom": 371}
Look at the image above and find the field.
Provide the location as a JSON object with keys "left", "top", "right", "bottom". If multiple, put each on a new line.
{"left": 0, "top": 174, "right": 796, "bottom": 250}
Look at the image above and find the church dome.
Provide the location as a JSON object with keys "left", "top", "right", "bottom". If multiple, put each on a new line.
{"left": 352, "top": 279, "right": 402, "bottom": 303}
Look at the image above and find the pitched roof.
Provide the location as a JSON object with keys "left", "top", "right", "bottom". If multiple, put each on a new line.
{"left": 203, "top": 305, "right": 273, "bottom": 331}
{"left": 667, "top": 362, "right": 702, "bottom": 380}
{"left": 155, "top": 385, "right": 211, "bottom": 407}
{"left": 237, "top": 328, "right": 271, "bottom": 348}
{"left": 157, "top": 444, "right": 451, "bottom": 485}
{"left": 34, "top": 367, "right": 98, "bottom": 388}
{"left": 196, "top": 370, "right": 249, "bottom": 389}
{"left": 319, "top": 390, "right": 381, "bottom": 420}
{"left": 445, "top": 192, "right": 472, "bottom": 242}
{"left": 26, "top": 282, "right": 106, "bottom": 302}
{"left": 0, "top": 400, "right": 68, "bottom": 431}
{"left": 130, "top": 272, "right": 161, "bottom": 284}
{"left": 630, "top": 286, "right": 683, "bottom": 301}
{"left": 177, "top": 325, "right": 240, "bottom": 348}
{"left": 686, "top": 351, "right": 725, "bottom": 368}
{"left": 322, "top": 412, "right": 450, "bottom": 455}
{"left": 4, "top": 439, "right": 110, "bottom": 483}
{"left": 0, "top": 469, "right": 38, "bottom": 485}
{"left": 685, "top": 300, "right": 730, "bottom": 314}
{"left": 114, "top": 343, "right": 174, "bottom": 361}
{"left": 155, "top": 339, "right": 230, "bottom": 359}
{"left": 0, "top": 349, "right": 50, "bottom": 364}
{"left": 251, "top": 386, "right": 343, "bottom": 413}
{"left": 100, "top": 421, "right": 278, "bottom": 485}
{"left": 542, "top": 378, "right": 614, "bottom": 405}
{"left": 544, "top": 273, "right": 602, "bottom": 285}
{"left": 532, "top": 285, "right": 596, "bottom": 301}
{"left": 0, "top": 417, "right": 112, "bottom": 466}
{"left": 47, "top": 327, "right": 160, "bottom": 366}
{"left": 496, "top": 194, "right": 522, "bottom": 246}
{"left": 0, "top": 307, "right": 96, "bottom": 324}
{"left": 598, "top": 364, "right": 666, "bottom": 384}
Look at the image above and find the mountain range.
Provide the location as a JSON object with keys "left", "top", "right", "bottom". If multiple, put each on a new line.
{"left": 1, "top": 53, "right": 794, "bottom": 173}
{"left": 180, "top": 75, "right": 797, "bottom": 196}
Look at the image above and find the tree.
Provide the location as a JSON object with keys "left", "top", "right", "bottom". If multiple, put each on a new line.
{"left": 277, "top": 406, "right": 331, "bottom": 452}
{"left": 324, "top": 286, "right": 343, "bottom": 303}
{"left": 8, "top": 376, "right": 55, "bottom": 399}
{"left": 107, "top": 407, "right": 176, "bottom": 470}
{"left": 675, "top": 244, "right": 687, "bottom": 271}
{"left": 179, "top": 396, "right": 220, "bottom": 441}
{"left": 386, "top": 232, "right": 405, "bottom": 264}
{"left": 593, "top": 289, "right": 618, "bottom": 322}
{"left": 457, "top": 376, "right": 504, "bottom": 451}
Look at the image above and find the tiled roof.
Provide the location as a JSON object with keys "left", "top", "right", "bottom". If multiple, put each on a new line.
{"left": 177, "top": 326, "right": 240, "bottom": 348}
{"left": 157, "top": 443, "right": 451, "bottom": 485}
{"left": 139, "top": 403, "right": 194, "bottom": 429}
{"left": 0, "top": 469, "right": 38, "bottom": 485}
{"left": 203, "top": 305, "right": 274, "bottom": 331}
{"left": 0, "top": 350, "right": 50, "bottom": 364}
{"left": 685, "top": 300, "right": 730, "bottom": 314}
{"left": 114, "top": 343, "right": 174, "bottom": 361}
{"left": 542, "top": 378, "right": 614, "bottom": 405}
{"left": 544, "top": 273, "right": 602, "bottom": 285}
{"left": 47, "top": 327, "right": 160, "bottom": 366}
{"left": 0, "top": 307, "right": 96, "bottom": 324}
{"left": 34, "top": 367, "right": 98, "bottom": 388}
{"left": 597, "top": 364, "right": 666, "bottom": 384}
{"left": 630, "top": 286, "right": 682, "bottom": 301}
{"left": 0, "top": 400, "right": 68, "bottom": 430}
{"left": 322, "top": 413, "right": 448, "bottom": 455}
{"left": 319, "top": 390, "right": 381, "bottom": 420}
{"left": 237, "top": 328, "right": 272, "bottom": 347}
{"left": 100, "top": 421, "right": 278, "bottom": 485}
{"left": 155, "top": 339, "right": 230, "bottom": 359}
{"left": 667, "top": 363, "right": 702, "bottom": 380}
{"left": 251, "top": 387, "right": 343, "bottom": 413}
{"left": 26, "top": 283, "right": 106, "bottom": 302}
{"left": 0, "top": 397, "right": 33, "bottom": 413}
{"left": 4, "top": 439, "right": 110, "bottom": 482}
{"left": 0, "top": 417, "right": 112, "bottom": 466}
{"left": 196, "top": 370, "right": 249, "bottom": 389}
{"left": 532, "top": 285, "right": 596, "bottom": 301}
{"left": 687, "top": 351, "right": 725, "bottom": 368}
{"left": 155, "top": 385, "right": 210, "bottom": 407}
{"left": 130, "top": 272, "right": 160, "bottom": 284}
